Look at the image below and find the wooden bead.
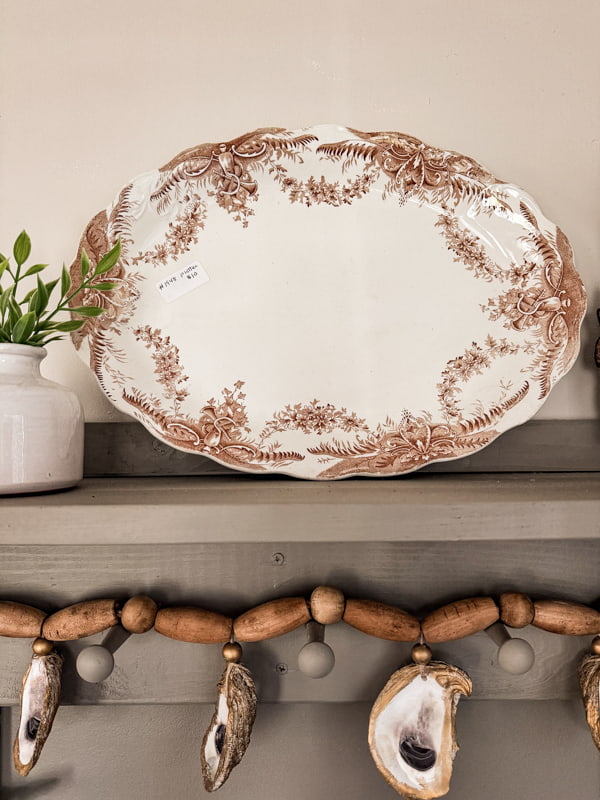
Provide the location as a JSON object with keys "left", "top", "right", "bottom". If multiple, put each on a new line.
{"left": 154, "top": 607, "right": 232, "bottom": 643}
{"left": 532, "top": 600, "right": 600, "bottom": 635}
{"left": 120, "top": 595, "right": 158, "bottom": 634}
{"left": 411, "top": 643, "right": 432, "bottom": 665}
{"left": 32, "top": 637, "right": 54, "bottom": 656}
{"left": 42, "top": 599, "right": 119, "bottom": 641}
{"left": 0, "top": 600, "right": 46, "bottom": 638}
{"left": 422, "top": 597, "right": 499, "bottom": 643}
{"left": 499, "top": 592, "right": 534, "bottom": 628}
{"left": 591, "top": 636, "right": 600, "bottom": 655}
{"left": 342, "top": 598, "right": 420, "bottom": 642}
{"left": 233, "top": 598, "right": 310, "bottom": 642}
{"left": 310, "top": 586, "right": 345, "bottom": 625}
{"left": 223, "top": 641, "right": 243, "bottom": 663}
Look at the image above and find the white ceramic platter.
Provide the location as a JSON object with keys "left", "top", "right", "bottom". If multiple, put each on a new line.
{"left": 70, "top": 125, "right": 586, "bottom": 479}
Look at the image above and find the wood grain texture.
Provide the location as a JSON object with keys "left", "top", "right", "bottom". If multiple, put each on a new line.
{"left": 422, "top": 597, "right": 499, "bottom": 642}
{"left": 1, "top": 473, "right": 598, "bottom": 546}
{"left": 0, "top": 601, "right": 46, "bottom": 638}
{"left": 532, "top": 600, "right": 600, "bottom": 635}
{"left": 42, "top": 599, "right": 119, "bottom": 641}
{"left": 499, "top": 592, "right": 535, "bottom": 628}
{"left": 154, "top": 607, "right": 232, "bottom": 643}
{"left": 83, "top": 420, "right": 600, "bottom": 475}
{"left": 342, "top": 598, "right": 420, "bottom": 641}
{"left": 309, "top": 586, "right": 346, "bottom": 624}
{"left": 234, "top": 598, "right": 310, "bottom": 642}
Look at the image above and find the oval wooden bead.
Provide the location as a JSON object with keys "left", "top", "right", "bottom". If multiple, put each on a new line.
{"left": 532, "top": 600, "right": 600, "bottom": 635}
{"left": 499, "top": 592, "right": 534, "bottom": 628}
{"left": 342, "top": 598, "right": 420, "bottom": 642}
{"left": 310, "top": 586, "right": 345, "bottom": 625}
{"left": 233, "top": 597, "right": 310, "bottom": 642}
{"left": 0, "top": 600, "right": 46, "bottom": 638}
{"left": 422, "top": 597, "right": 499, "bottom": 643}
{"left": 154, "top": 607, "right": 232, "bottom": 643}
{"left": 42, "top": 599, "right": 119, "bottom": 641}
{"left": 120, "top": 595, "right": 158, "bottom": 634}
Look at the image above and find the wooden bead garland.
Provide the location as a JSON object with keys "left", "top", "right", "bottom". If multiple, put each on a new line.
{"left": 0, "top": 589, "right": 598, "bottom": 645}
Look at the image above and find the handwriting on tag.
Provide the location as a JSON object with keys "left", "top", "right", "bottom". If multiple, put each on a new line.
{"left": 156, "top": 262, "right": 209, "bottom": 303}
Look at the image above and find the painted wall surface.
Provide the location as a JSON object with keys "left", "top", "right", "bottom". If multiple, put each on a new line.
{"left": 0, "top": 0, "right": 599, "bottom": 422}
{"left": 1, "top": 701, "right": 600, "bottom": 799}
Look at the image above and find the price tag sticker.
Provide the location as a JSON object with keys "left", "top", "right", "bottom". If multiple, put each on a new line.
{"left": 156, "top": 262, "right": 209, "bottom": 303}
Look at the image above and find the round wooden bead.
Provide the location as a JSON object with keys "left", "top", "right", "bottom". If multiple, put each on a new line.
{"left": 32, "top": 637, "right": 54, "bottom": 656}
{"left": 223, "top": 641, "right": 243, "bottom": 663}
{"left": 591, "top": 635, "right": 600, "bottom": 655}
{"left": 310, "top": 586, "right": 345, "bottom": 625}
{"left": 499, "top": 592, "right": 534, "bottom": 628}
{"left": 120, "top": 595, "right": 158, "bottom": 634}
{"left": 411, "top": 643, "right": 432, "bottom": 665}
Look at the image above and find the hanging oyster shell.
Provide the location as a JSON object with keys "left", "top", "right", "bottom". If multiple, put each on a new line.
{"left": 578, "top": 652, "right": 600, "bottom": 750}
{"left": 369, "top": 661, "right": 472, "bottom": 800}
{"left": 201, "top": 661, "right": 257, "bottom": 791}
{"left": 13, "top": 650, "right": 63, "bottom": 776}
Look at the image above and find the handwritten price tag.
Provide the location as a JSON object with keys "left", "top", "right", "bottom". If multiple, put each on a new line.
{"left": 156, "top": 262, "right": 209, "bottom": 303}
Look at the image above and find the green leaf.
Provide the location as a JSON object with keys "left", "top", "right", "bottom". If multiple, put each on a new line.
{"left": 90, "top": 281, "right": 118, "bottom": 291}
{"left": 36, "top": 275, "right": 50, "bottom": 314}
{"left": 93, "top": 240, "right": 121, "bottom": 275}
{"left": 61, "top": 265, "right": 72, "bottom": 298}
{"left": 69, "top": 305, "right": 105, "bottom": 317}
{"left": 23, "top": 263, "right": 47, "bottom": 278}
{"left": 0, "top": 257, "right": 9, "bottom": 280}
{"left": 0, "top": 329, "right": 11, "bottom": 343}
{"left": 8, "top": 295, "right": 22, "bottom": 325}
{"left": 27, "top": 289, "right": 40, "bottom": 314}
{"left": 11, "top": 311, "right": 37, "bottom": 343}
{"left": 13, "top": 231, "right": 31, "bottom": 267}
{"left": 81, "top": 249, "right": 91, "bottom": 279}
{"left": 0, "top": 290, "right": 11, "bottom": 316}
{"left": 53, "top": 319, "right": 86, "bottom": 332}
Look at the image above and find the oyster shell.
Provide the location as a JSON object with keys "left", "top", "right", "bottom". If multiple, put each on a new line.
{"left": 13, "top": 650, "right": 63, "bottom": 776}
{"left": 579, "top": 653, "right": 600, "bottom": 750}
{"left": 369, "top": 661, "right": 472, "bottom": 799}
{"left": 201, "top": 661, "right": 257, "bottom": 791}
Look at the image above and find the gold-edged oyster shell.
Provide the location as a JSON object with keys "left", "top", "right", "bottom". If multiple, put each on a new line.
{"left": 579, "top": 653, "right": 600, "bottom": 750}
{"left": 201, "top": 661, "right": 257, "bottom": 791}
{"left": 13, "top": 651, "right": 63, "bottom": 776}
{"left": 369, "top": 661, "right": 472, "bottom": 799}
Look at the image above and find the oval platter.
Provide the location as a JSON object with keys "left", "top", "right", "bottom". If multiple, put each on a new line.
{"left": 70, "top": 124, "right": 586, "bottom": 479}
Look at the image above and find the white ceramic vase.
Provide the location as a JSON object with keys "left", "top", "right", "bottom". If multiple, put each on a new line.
{"left": 0, "top": 344, "right": 84, "bottom": 494}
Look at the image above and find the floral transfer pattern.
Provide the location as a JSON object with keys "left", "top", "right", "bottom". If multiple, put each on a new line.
{"left": 68, "top": 125, "right": 586, "bottom": 478}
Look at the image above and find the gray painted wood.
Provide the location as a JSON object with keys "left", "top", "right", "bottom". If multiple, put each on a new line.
{"left": 0, "top": 537, "right": 597, "bottom": 704}
{"left": 1, "top": 473, "right": 599, "bottom": 545}
{"left": 84, "top": 419, "right": 600, "bottom": 476}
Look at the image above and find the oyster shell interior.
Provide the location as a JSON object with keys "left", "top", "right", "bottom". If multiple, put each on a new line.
{"left": 369, "top": 661, "right": 472, "bottom": 800}
{"left": 13, "top": 651, "right": 63, "bottom": 776}
{"left": 201, "top": 661, "right": 257, "bottom": 792}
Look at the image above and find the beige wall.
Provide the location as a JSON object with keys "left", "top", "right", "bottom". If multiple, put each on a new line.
{"left": 1, "top": 0, "right": 598, "bottom": 421}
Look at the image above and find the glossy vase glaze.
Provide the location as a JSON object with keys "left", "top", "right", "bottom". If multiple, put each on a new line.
{"left": 0, "top": 344, "right": 84, "bottom": 494}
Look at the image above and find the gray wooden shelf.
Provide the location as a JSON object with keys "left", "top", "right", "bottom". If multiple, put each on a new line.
{"left": 1, "top": 472, "right": 599, "bottom": 545}
{"left": 0, "top": 470, "right": 599, "bottom": 705}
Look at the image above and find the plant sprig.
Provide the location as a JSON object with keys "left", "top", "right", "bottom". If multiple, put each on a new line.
{"left": 0, "top": 230, "right": 121, "bottom": 347}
